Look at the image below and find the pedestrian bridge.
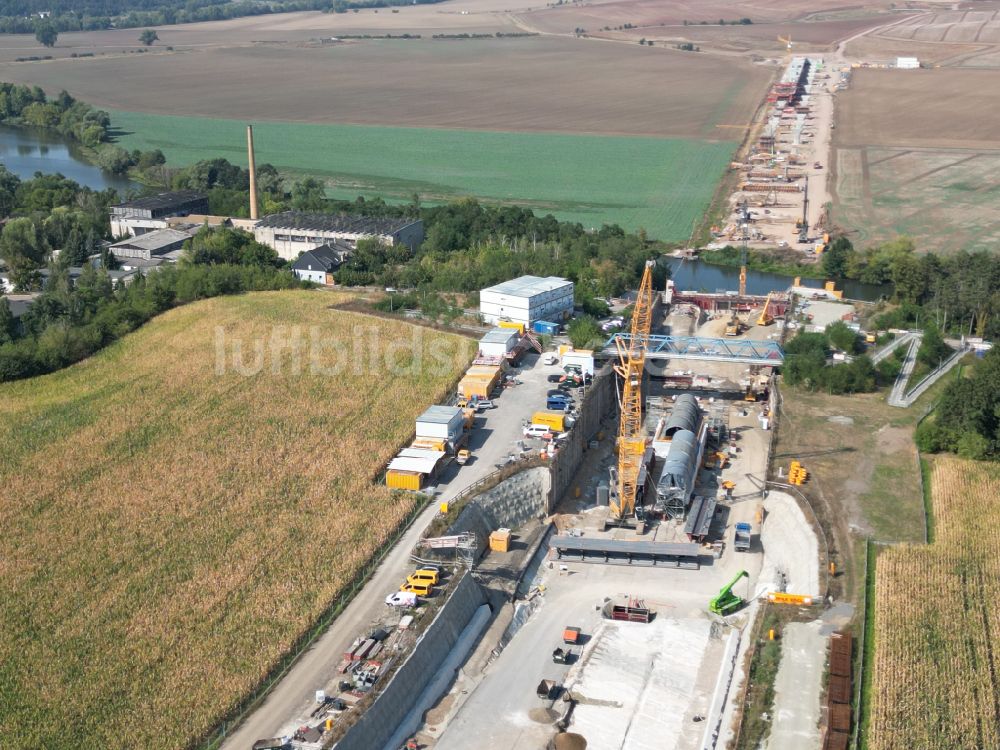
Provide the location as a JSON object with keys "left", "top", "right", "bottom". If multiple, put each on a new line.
{"left": 605, "top": 334, "right": 785, "bottom": 365}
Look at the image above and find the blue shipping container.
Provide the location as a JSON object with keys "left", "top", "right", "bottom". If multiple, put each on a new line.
{"left": 533, "top": 320, "right": 560, "bottom": 335}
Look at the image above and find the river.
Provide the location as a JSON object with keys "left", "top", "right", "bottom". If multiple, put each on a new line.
{"left": 665, "top": 257, "right": 888, "bottom": 302}
{"left": 0, "top": 124, "right": 137, "bottom": 193}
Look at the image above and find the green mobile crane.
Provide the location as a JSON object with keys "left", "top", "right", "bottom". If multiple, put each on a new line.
{"left": 709, "top": 570, "right": 750, "bottom": 615}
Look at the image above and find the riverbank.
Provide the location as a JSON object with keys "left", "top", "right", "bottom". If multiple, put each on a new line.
{"left": 700, "top": 245, "right": 827, "bottom": 280}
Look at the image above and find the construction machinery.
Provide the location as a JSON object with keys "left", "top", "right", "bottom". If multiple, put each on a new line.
{"left": 709, "top": 570, "right": 749, "bottom": 615}
{"left": 724, "top": 310, "right": 743, "bottom": 337}
{"left": 797, "top": 179, "right": 810, "bottom": 244}
{"left": 737, "top": 200, "right": 751, "bottom": 298}
{"left": 608, "top": 260, "right": 656, "bottom": 526}
{"left": 756, "top": 292, "right": 775, "bottom": 326}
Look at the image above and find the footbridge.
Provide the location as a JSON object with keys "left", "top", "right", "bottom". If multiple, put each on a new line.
{"left": 605, "top": 334, "right": 784, "bottom": 365}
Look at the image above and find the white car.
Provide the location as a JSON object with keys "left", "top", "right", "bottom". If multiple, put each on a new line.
{"left": 543, "top": 353, "right": 558, "bottom": 365}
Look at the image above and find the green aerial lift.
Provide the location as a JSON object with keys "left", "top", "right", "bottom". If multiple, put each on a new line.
{"left": 709, "top": 570, "right": 750, "bottom": 616}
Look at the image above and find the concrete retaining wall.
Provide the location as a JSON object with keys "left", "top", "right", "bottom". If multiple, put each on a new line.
{"left": 443, "top": 467, "right": 550, "bottom": 558}
{"left": 549, "top": 365, "right": 616, "bottom": 506}
{"left": 333, "top": 572, "right": 488, "bottom": 750}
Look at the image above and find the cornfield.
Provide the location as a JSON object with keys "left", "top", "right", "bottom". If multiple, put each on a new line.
{"left": 0, "top": 291, "right": 475, "bottom": 750}
{"left": 868, "top": 456, "right": 1000, "bottom": 750}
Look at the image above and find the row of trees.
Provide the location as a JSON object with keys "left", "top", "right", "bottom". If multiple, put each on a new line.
{"left": 916, "top": 347, "right": 1000, "bottom": 460}
{"left": 0, "top": 0, "right": 445, "bottom": 35}
{"left": 0, "top": 83, "right": 167, "bottom": 177}
{"left": 0, "top": 263, "right": 301, "bottom": 381}
{"left": 782, "top": 323, "right": 878, "bottom": 395}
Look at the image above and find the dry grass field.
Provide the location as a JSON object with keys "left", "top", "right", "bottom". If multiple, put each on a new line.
{"left": 868, "top": 456, "right": 1000, "bottom": 750}
{"left": 0, "top": 35, "right": 768, "bottom": 136}
{"left": 0, "top": 291, "right": 475, "bottom": 749}
{"left": 832, "top": 68, "right": 1000, "bottom": 253}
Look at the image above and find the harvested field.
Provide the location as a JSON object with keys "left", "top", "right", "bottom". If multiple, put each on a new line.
{"left": 836, "top": 69, "right": 1000, "bottom": 149}
{"left": 868, "top": 456, "right": 1000, "bottom": 750}
{"left": 832, "top": 68, "right": 1000, "bottom": 252}
{"left": 0, "top": 36, "right": 767, "bottom": 137}
{"left": 0, "top": 291, "right": 475, "bottom": 750}
{"left": 596, "top": 17, "right": 892, "bottom": 52}
{"left": 110, "top": 110, "right": 735, "bottom": 239}
{"left": 0, "top": 6, "right": 521, "bottom": 62}
{"left": 519, "top": 0, "right": 893, "bottom": 35}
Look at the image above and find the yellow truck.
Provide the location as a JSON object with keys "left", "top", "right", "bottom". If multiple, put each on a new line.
{"left": 532, "top": 411, "right": 567, "bottom": 433}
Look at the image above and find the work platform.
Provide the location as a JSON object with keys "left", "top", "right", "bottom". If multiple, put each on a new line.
{"left": 605, "top": 334, "right": 784, "bottom": 365}
{"left": 551, "top": 536, "right": 702, "bottom": 569}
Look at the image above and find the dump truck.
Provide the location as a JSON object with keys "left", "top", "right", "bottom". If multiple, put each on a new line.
{"left": 734, "top": 522, "right": 752, "bottom": 552}
{"left": 563, "top": 626, "right": 582, "bottom": 645}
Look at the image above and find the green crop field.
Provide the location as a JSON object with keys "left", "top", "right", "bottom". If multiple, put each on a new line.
{"left": 110, "top": 110, "right": 735, "bottom": 240}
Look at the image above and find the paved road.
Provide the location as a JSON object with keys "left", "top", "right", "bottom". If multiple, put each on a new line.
{"left": 220, "top": 351, "right": 560, "bottom": 749}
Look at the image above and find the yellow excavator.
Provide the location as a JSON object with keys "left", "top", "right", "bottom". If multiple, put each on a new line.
{"left": 609, "top": 260, "right": 655, "bottom": 526}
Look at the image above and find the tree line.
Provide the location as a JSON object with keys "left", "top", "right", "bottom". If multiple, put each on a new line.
{"left": 0, "top": 0, "right": 445, "bottom": 35}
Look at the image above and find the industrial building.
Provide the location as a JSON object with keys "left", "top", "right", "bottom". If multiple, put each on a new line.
{"left": 109, "top": 228, "right": 191, "bottom": 263}
{"left": 479, "top": 276, "right": 574, "bottom": 326}
{"left": 896, "top": 56, "right": 919, "bottom": 69}
{"left": 110, "top": 191, "right": 209, "bottom": 237}
{"left": 290, "top": 242, "right": 352, "bottom": 285}
{"left": 253, "top": 212, "right": 424, "bottom": 261}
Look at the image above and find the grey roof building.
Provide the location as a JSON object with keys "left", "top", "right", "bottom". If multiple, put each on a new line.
{"left": 110, "top": 228, "right": 191, "bottom": 261}
{"left": 290, "top": 242, "right": 352, "bottom": 285}
{"left": 110, "top": 191, "right": 209, "bottom": 237}
{"left": 254, "top": 211, "right": 424, "bottom": 261}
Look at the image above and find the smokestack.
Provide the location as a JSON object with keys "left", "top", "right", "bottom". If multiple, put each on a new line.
{"left": 247, "top": 124, "right": 258, "bottom": 221}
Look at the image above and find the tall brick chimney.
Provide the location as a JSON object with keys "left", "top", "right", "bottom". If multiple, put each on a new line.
{"left": 247, "top": 124, "right": 258, "bottom": 221}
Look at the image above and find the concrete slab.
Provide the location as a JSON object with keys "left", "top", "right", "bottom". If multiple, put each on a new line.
{"left": 567, "top": 617, "right": 719, "bottom": 750}
{"left": 766, "top": 620, "right": 827, "bottom": 750}
{"left": 758, "top": 491, "right": 820, "bottom": 599}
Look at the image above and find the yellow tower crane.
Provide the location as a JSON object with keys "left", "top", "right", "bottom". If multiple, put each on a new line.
{"left": 609, "top": 260, "right": 656, "bottom": 525}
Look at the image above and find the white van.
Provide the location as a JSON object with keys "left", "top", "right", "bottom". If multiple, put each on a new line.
{"left": 523, "top": 424, "right": 553, "bottom": 439}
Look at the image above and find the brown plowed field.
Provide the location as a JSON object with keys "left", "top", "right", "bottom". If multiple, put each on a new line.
{"left": 598, "top": 17, "right": 892, "bottom": 53}
{"left": 831, "top": 68, "right": 1000, "bottom": 253}
{"left": 0, "top": 35, "right": 770, "bottom": 136}
{"left": 836, "top": 68, "right": 1000, "bottom": 149}
{"left": 521, "top": 0, "right": 892, "bottom": 35}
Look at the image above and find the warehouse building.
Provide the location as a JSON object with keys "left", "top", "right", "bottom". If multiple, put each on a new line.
{"left": 479, "top": 276, "right": 574, "bottom": 326}
{"left": 109, "top": 228, "right": 191, "bottom": 263}
{"left": 253, "top": 211, "right": 424, "bottom": 261}
{"left": 110, "top": 191, "right": 209, "bottom": 237}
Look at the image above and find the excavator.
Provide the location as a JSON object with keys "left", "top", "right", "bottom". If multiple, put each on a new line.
{"left": 608, "top": 260, "right": 656, "bottom": 528}
{"left": 709, "top": 570, "right": 750, "bottom": 616}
